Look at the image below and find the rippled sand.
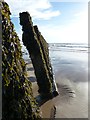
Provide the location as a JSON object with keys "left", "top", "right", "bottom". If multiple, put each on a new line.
{"left": 26, "top": 60, "right": 88, "bottom": 118}
{"left": 54, "top": 80, "right": 88, "bottom": 118}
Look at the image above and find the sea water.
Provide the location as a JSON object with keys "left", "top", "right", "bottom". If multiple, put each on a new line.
{"left": 22, "top": 43, "right": 88, "bottom": 82}
{"left": 49, "top": 43, "right": 88, "bottom": 72}
{"left": 49, "top": 43, "right": 88, "bottom": 118}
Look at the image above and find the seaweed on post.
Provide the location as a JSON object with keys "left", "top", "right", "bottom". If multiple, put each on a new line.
{"left": 2, "top": 1, "right": 41, "bottom": 119}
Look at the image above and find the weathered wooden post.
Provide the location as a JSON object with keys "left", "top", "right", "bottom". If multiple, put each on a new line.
{"left": 2, "top": 2, "right": 41, "bottom": 119}
{"left": 19, "top": 12, "right": 59, "bottom": 98}
{"left": 34, "top": 25, "right": 59, "bottom": 96}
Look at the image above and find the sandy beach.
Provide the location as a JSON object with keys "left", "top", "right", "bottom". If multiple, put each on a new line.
{"left": 25, "top": 56, "right": 88, "bottom": 118}
{"left": 26, "top": 60, "right": 56, "bottom": 118}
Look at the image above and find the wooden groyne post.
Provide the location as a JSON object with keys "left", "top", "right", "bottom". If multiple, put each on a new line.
{"left": 19, "top": 12, "right": 59, "bottom": 98}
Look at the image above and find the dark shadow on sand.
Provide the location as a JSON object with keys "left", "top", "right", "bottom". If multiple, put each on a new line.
{"left": 35, "top": 95, "right": 53, "bottom": 107}
{"left": 28, "top": 76, "right": 36, "bottom": 82}
{"left": 35, "top": 91, "right": 59, "bottom": 107}
{"left": 27, "top": 67, "right": 34, "bottom": 71}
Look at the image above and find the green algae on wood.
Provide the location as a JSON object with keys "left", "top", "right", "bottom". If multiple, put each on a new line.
{"left": 2, "top": 1, "right": 41, "bottom": 119}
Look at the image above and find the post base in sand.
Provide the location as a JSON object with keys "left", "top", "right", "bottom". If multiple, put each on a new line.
{"left": 35, "top": 91, "right": 59, "bottom": 106}
{"left": 53, "top": 91, "right": 59, "bottom": 97}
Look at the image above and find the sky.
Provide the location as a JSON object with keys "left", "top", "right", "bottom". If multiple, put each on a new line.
{"left": 5, "top": 0, "right": 88, "bottom": 43}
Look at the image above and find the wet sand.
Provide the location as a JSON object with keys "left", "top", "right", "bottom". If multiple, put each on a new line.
{"left": 26, "top": 59, "right": 88, "bottom": 118}
{"left": 54, "top": 59, "right": 88, "bottom": 118}
{"left": 26, "top": 60, "right": 56, "bottom": 118}
{"left": 54, "top": 81, "right": 88, "bottom": 118}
